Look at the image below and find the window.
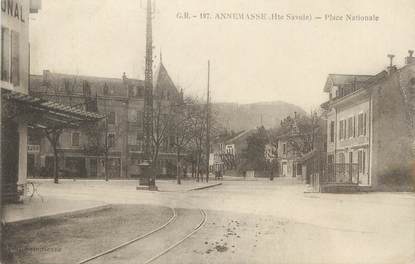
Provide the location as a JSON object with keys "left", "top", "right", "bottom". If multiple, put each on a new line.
{"left": 328, "top": 154, "right": 334, "bottom": 164}
{"left": 1, "top": 27, "right": 10, "bottom": 82}
{"left": 297, "top": 164, "right": 302, "bottom": 175}
{"left": 363, "top": 150, "right": 366, "bottom": 173}
{"left": 108, "top": 112, "right": 116, "bottom": 125}
{"left": 343, "top": 120, "right": 347, "bottom": 140}
{"left": 353, "top": 116, "right": 356, "bottom": 137}
{"left": 108, "top": 133, "right": 115, "bottom": 148}
{"left": 128, "top": 108, "right": 138, "bottom": 122}
{"left": 83, "top": 81, "right": 91, "bottom": 96}
{"left": 137, "top": 111, "right": 143, "bottom": 127}
{"left": 283, "top": 143, "right": 287, "bottom": 154}
{"left": 348, "top": 117, "right": 353, "bottom": 138}
{"left": 103, "top": 83, "right": 109, "bottom": 95}
{"left": 339, "top": 120, "right": 344, "bottom": 140}
{"left": 10, "top": 31, "right": 19, "bottom": 86}
{"left": 72, "top": 132, "right": 80, "bottom": 147}
{"left": 1, "top": 28, "right": 19, "bottom": 85}
{"left": 358, "top": 151, "right": 363, "bottom": 173}
{"left": 358, "top": 113, "right": 367, "bottom": 136}
{"left": 330, "top": 121, "right": 335, "bottom": 143}
{"left": 363, "top": 113, "right": 367, "bottom": 136}
{"left": 136, "top": 86, "right": 144, "bottom": 98}
{"left": 128, "top": 134, "right": 136, "bottom": 145}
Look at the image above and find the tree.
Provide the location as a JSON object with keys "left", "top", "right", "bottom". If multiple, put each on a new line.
{"left": 242, "top": 126, "right": 268, "bottom": 171}
{"left": 44, "top": 128, "right": 63, "bottom": 184}
{"left": 171, "top": 97, "right": 199, "bottom": 184}
{"left": 83, "top": 96, "right": 125, "bottom": 181}
{"left": 277, "top": 111, "right": 322, "bottom": 156}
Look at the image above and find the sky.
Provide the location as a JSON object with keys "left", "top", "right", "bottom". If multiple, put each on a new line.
{"left": 29, "top": 0, "right": 415, "bottom": 111}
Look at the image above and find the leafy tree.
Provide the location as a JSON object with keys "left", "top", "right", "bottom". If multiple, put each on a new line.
{"left": 242, "top": 126, "right": 268, "bottom": 171}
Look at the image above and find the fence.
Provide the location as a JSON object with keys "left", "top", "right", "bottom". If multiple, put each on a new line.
{"left": 323, "top": 163, "right": 359, "bottom": 184}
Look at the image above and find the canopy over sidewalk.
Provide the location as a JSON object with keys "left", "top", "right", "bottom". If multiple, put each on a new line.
{"left": 2, "top": 89, "right": 104, "bottom": 128}
{"left": 1, "top": 89, "right": 104, "bottom": 202}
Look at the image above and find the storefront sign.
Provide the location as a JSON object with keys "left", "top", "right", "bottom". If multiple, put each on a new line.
{"left": 1, "top": 0, "right": 25, "bottom": 23}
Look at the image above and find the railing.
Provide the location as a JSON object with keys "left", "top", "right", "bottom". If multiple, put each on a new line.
{"left": 323, "top": 163, "right": 359, "bottom": 184}
{"left": 218, "top": 153, "right": 236, "bottom": 170}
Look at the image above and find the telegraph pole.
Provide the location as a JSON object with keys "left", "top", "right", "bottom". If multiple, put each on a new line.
{"left": 205, "top": 61, "right": 211, "bottom": 183}
{"left": 139, "top": 0, "right": 156, "bottom": 190}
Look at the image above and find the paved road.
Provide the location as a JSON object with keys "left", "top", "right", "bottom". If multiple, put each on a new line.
{"left": 34, "top": 179, "right": 415, "bottom": 264}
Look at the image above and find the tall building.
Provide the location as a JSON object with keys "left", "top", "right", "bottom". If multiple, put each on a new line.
{"left": 320, "top": 51, "right": 415, "bottom": 192}
{"left": 28, "top": 61, "right": 182, "bottom": 179}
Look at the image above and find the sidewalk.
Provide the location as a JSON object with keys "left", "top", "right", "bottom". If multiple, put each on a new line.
{"left": 157, "top": 179, "right": 222, "bottom": 192}
{"left": 2, "top": 196, "right": 109, "bottom": 225}
{"left": 28, "top": 178, "right": 223, "bottom": 193}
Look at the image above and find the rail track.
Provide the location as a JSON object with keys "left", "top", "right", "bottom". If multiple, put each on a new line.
{"left": 77, "top": 207, "right": 207, "bottom": 264}
{"left": 143, "top": 209, "right": 207, "bottom": 264}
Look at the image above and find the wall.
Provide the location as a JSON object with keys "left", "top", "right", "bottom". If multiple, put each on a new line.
{"left": 371, "top": 67, "right": 414, "bottom": 190}
{"left": 1, "top": 0, "right": 30, "bottom": 94}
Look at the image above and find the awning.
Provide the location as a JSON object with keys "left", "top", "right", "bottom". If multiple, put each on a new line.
{"left": 2, "top": 89, "right": 104, "bottom": 129}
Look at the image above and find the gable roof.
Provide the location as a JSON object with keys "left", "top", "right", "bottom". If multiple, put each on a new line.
{"left": 226, "top": 130, "right": 254, "bottom": 144}
{"left": 154, "top": 62, "right": 179, "bottom": 98}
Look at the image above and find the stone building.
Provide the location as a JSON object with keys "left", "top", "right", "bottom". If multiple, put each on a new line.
{"left": 28, "top": 61, "right": 181, "bottom": 179}
{"left": 320, "top": 51, "right": 415, "bottom": 192}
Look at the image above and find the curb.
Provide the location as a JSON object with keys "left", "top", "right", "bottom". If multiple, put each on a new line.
{"left": 3, "top": 204, "right": 111, "bottom": 226}
{"left": 188, "top": 183, "right": 222, "bottom": 191}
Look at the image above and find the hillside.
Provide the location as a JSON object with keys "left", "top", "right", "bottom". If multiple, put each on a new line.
{"left": 212, "top": 101, "right": 306, "bottom": 132}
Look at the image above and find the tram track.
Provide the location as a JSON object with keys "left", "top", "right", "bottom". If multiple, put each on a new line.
{"left": 78, "top": 207, "right": 177, "bottom": 264}
{"left": 143, "top": 209, "right": 207, "bottom": 264}
{"left": 78, "top": 207, "right": 207, "bottom": 264}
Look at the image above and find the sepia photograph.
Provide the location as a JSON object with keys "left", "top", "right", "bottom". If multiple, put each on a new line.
{"left": 1, "top": 0, "right": 415, "bottom": 263}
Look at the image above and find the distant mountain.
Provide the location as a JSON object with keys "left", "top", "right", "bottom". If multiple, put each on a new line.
{"left": 212, "top": 101, "right": 306, "bottom": 132}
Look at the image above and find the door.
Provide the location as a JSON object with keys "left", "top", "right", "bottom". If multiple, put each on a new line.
{"left": 27, "top": 154, "right": 35, "bottom": 177}
{"left": 282, "top": 162, "right": 288, "bottom": 177}
{"left": 358, "top": 150, "right": 369, "bottom": 186}
{"left": 65, "top": 157, "right": 87, "bottom": 178}
{"left": 108, "top": 158, "right": 121, "bottom": 178}
{"left": 349, "top": 152, "right": 354, "bottom": 183}
{"left": 89, "top": 158, "right": 97, "bottom": 178}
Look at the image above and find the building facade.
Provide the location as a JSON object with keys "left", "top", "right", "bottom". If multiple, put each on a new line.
{"left": 210, "top": 130, "right": 253, "bottom": 176}
{"left": 1, "top": 0, "right": 39, "bottom": 202}
{"left": 28, "top": 62, "right": 181, "bottom": 179}
{"left": 1, "top": 1, "right": 101, "bottom": 203}
{"left": 321, "top": 51, "right": 415, "bottom": 191}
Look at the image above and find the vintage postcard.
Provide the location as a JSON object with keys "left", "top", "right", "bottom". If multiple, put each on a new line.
{"left": 1, "top": 0, "right": 414, "bottom": 263}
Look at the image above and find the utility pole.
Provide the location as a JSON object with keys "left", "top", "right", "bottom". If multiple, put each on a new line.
{"left": 205, "top": 61, "right": 211, "bottom": 183}
{"left": 139, "top": 0, "right": 156, "bottom": 190}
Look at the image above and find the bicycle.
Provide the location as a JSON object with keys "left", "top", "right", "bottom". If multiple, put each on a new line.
{"left": 26, "top": 181, "right": 44, "bottom": 202}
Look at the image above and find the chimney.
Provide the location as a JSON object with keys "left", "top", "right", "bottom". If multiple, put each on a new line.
{"left": 387, "top": 54, "right": 397, "bottom": 74}
{"left": 405, "top": 50, "right": 414, "bottom": 65}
